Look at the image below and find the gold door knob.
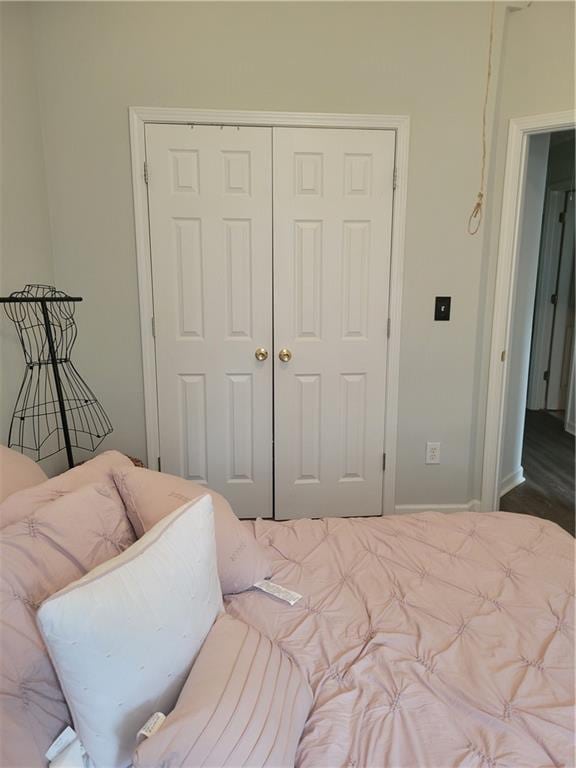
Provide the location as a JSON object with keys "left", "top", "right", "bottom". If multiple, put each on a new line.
{"left": 255, "top": 347, "right": 268, "bottom": 361}
{"left": 279, "top": 348, "right": 292, "bottom": 362}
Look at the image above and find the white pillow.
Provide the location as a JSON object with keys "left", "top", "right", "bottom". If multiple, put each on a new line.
{"left": 37, "top": 494, "right": 223, "bottom": 768}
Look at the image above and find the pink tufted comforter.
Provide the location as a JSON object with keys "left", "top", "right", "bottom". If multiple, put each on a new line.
{"left": 227, "top": 511, "right": 574, "bottom": 768}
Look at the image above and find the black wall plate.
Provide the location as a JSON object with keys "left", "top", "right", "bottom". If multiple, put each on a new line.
{"left": 435, "top": 296, "right": 451, "bottom": 321}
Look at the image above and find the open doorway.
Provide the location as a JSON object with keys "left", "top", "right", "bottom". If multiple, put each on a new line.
{"left": 499, "top": 129, "right": 575, "bottom": 534}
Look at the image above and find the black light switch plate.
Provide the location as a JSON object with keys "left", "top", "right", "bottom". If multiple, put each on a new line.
{"left": 434, "top": 296, "right": 451, "bottom": 321}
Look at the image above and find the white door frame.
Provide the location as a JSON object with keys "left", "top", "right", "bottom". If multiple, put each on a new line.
{"left": 481, "top": 110, "right": 575, "bottom": 511}
{"left": 129, "top": 107, "right": 410, "bottom": 516}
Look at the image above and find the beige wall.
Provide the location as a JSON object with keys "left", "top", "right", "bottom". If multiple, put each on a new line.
{"left": 1, "top": 2, "right": 574, "bottom": 505}
{"left": 24, "top": 0, "right": 496, "bottom": 501}
{"left": 472, "top": 0, "right": 575, "bottom": 503}
{"left": 0, "top": 4, "right": 68, "bottom": 475}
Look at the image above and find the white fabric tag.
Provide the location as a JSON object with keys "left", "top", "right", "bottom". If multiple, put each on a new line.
{"left": 48, "top": 736, "right": 90, "bottom": 767}
{"left": 45, "top": 727, "right": 77, "bottom": 762}
{"left": 137, "top": 712, "right": 166, "bottom": 742}
{"left": 253, "top": 580, "right": 303, "bottom": 605}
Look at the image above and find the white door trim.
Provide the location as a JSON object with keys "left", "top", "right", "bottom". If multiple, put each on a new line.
{"left": 480, "top": 110, "right": 575, "bottom": 511}
{"left": 129, "top": 107, "right": 410, "bottom": 516}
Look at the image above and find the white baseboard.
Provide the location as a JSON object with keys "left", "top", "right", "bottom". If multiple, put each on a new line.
{"left": 499, "top": 467, "right": 525, "bottom": 497}
{"left": 394, "top": 499, "right": 481, "bottom": 515}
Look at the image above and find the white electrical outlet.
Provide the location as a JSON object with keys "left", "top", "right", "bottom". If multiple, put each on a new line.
{"left": 426, "top": 442, "right": 441, "bottom": 464}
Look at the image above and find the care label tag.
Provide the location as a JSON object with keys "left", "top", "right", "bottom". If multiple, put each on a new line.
{"left": 45, "top": 727, "right": 77, "bottom": 762}
{"left": 137, "top": 712, "right": 166, "bottom": 741}
{"left": 253, "top": 580, "right": 303, "bottom": 605}
{"left": 50, "top": 738, "right": 89, "bottom": 768}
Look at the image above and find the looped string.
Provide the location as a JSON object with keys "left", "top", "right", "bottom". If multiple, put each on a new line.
{"left": 467, "top": 1, "right": 495, "bottom": 236}
{"left": 468, "top": 192, "right": 484, "bottom": 235}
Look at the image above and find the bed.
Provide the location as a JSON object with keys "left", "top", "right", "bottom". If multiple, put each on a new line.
{"left": 227, "top": 513, "right": 574, "bottom": 768}
{"left": 0, "top": 450, "right": 573, "bottom": 768}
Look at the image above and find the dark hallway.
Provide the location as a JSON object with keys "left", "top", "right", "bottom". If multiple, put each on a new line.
{"left": 501, "top": 410, "right": 575, "bottom": 535}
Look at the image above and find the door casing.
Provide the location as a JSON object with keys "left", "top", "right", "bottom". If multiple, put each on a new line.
{"left": 481, "top": 110, "right": 575, "bottom": 511}
{"left": 129, "top": 107, "right": 410, "bottom": 517}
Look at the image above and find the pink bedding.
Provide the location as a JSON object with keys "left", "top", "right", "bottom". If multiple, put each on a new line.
{"left": 227, "top": 511, "right": 574, "bottom": 768}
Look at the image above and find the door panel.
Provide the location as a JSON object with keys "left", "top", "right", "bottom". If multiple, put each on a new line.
{"left": 146, "top": 124, "right": 273, "bottom": 518}
{"left": 273, "top": 128, "right": 395, "bottom": 519}
{"left": 547, "top": 193, "right": 575, "bottom": 410}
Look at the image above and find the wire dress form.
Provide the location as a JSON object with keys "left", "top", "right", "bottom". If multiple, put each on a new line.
{"left": 4, "top": 285, "right": 112, "bottom": 461}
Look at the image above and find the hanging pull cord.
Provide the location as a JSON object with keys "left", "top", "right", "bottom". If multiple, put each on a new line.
{"left": 468, "top": 1, "right": 495, "bottom": 236}
{"left": 468, "top": 192, "right": 484, "bottom": 235}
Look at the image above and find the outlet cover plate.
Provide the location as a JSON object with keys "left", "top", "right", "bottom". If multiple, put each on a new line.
{"left": 426, "top": 441, "right": 441, "bottom": 464}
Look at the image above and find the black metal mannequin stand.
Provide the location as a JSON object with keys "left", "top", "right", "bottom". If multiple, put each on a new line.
{"left": 1, "top": 286, "right": 113, "bottom": 469}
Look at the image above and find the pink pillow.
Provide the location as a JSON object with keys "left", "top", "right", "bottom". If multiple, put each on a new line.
{"left": 133, "top": 614, "right": 312, "bottom": 768}
{"left": 0, "top": 482, "right": 135, "bottom": 768}
{"left": 0, "top": 446, "right": 47, "bottom": 502}
{"left": 113, "top": 467, "right": 272, "bottom": 595}
{"left": 0, "top": 450, "right": 133, "bottom": 529}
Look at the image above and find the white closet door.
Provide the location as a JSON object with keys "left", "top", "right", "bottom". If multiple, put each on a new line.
{"left": 146, "top": 124, "right": 273, "bottom": 519}
{"left": 273, "top": 127, "right": 395, "bottom": 519}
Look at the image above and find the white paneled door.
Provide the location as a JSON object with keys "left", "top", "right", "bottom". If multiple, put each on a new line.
{"left": 145, "top": 123, "right": 395, "bottom": 519}
{"left": 145, "top": 124, "right": 273, "bottom": 519}
{"left": 273, "top": 128, "right": 395, "bottom": 519}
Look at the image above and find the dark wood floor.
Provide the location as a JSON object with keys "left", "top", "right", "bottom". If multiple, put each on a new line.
{"left": 500, "top": 410, "right": 575, "bottom": 535}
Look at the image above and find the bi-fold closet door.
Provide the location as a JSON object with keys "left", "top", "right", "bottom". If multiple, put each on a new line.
{"left": 145, "top": 123, "right": 395, "bottom": 520}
